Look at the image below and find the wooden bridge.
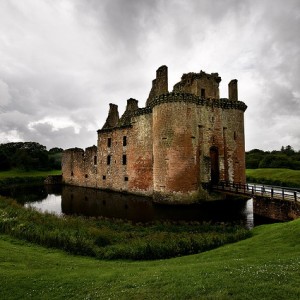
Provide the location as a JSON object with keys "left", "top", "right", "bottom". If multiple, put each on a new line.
{"left": 211, "top": 181, "right": 300, "bottom": 203}
{"left": 210, "top": 182, "right": 300, "bottom": 221}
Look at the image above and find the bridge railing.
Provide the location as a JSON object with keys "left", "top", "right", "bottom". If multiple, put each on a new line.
{"left": 211, "top": 181, "right": 300, "bottom": 203}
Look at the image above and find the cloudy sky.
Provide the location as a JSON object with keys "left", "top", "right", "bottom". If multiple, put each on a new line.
{"left": 0, "top": 0, "right": 299, "bottom": 151}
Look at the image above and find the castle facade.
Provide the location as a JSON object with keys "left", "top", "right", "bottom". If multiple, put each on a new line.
{"left": 62, "top": 66, "right": 247, "bottom": 203}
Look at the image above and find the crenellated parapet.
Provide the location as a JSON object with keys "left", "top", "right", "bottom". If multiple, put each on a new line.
{"left": 147, "top": 92, "right": 247, "bottom": 112}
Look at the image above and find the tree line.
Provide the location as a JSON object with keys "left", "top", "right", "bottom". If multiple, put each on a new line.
{"left": 1, "top": 142, "right": 299, "bottom": 172}
{"left": 0, "top": 142, "right": 63, "bottom": 171}
{"left": 246, "top": 145, "right": 300, "bottom": 170}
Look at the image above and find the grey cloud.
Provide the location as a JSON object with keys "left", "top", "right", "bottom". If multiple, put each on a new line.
{"left": 0, "top": 0, "right": 299, "bottom": 151}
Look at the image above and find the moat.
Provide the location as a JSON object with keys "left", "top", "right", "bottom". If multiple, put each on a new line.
{"left": 0, "top": 184, "right": 278, "bottom": 228}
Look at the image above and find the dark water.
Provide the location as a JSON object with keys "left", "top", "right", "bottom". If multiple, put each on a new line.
{"left": 0, "top": 184, "right": 261, "bottom": 228}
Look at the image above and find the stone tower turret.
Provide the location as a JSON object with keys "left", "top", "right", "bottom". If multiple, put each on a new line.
{"left": 119, "top": 98, "right": 139, "bottom": 126}
{"left": 102, "top": 103, "right": 119, "bottom": 129}
{"left": 228, "top": 79, "right": 238, "bottom": 101}
{"left": 146, "top": 65, "right": 168, "bottom": 106}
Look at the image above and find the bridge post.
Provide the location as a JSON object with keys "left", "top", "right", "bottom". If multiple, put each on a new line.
{"left": 294, "top": 191, "right": 297, "bottom": 202}
{"left": 271, "top": 188, "right": 274, "bottom": 199}
{"left": 282, "top": 189, "right": 285, "bottom": 201}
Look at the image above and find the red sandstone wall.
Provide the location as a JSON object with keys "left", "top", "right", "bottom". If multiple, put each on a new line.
{"left": 97, "top": 113, "right": 153, "bottom": 195}
{"left": 173, "top": 73, "right": 220, "bottom": 99}
{"left": 127, "top": 113, "right": 153, "bottom": 194}
{"left": 153, "top": 102, "right": 200, "bottom": 196}
{"left": 152, "top": 100, "right": 246, "bottom": 201}
{"left": 62, "top": 146, "right": 97, "bottom": 187}
{"left": 97, "top": 128, "right": 130, "bottom": 192}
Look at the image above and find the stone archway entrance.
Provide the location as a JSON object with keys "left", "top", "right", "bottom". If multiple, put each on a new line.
{"left": 210, "top": 146, "right": 219, "bottom": 184}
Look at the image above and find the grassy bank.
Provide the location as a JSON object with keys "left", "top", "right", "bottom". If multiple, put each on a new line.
{"left": 246, "top": 168, "right": 300, "bottom": 188}
{"left": 0, "top": 218, "right": 299, "bottom": 299}
{"left": 0, "top": 169, "right": 61, "bottom": 188}
{"left": 0, "top": 169, "right": 61, "bottom": 179}
{"left": 0, "top": 196, "right": 249, "bottom": 260}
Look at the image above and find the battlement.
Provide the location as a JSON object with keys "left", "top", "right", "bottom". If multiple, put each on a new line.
{"left": 147, "top": 92, "right": 247, "bottom": 111}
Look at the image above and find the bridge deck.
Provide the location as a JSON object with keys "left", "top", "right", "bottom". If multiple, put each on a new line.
{"left": 212, "top": 182, "right": 300, "bottom": 203}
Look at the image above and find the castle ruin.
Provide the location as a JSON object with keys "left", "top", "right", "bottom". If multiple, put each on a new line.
{"left": 62, "top": 66, "right": 247, "bottom": 204}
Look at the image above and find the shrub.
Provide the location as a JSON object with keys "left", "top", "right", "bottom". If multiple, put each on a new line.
{"left": 0, "top": 197, "right": 251, "bottom": 260}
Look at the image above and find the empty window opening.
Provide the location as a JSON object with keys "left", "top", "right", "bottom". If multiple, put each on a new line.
{"left": 107, "top": 155, "right": 111, "bottom": 165}
{"left": 162, "top": 137, "right": 167, "bottom": 140}
{"left": 122, "top": 154, "right": 127, "bottom": 165}
{"left": 234, "top": 131, "right": 237, "bottom": 140}
{"left": 123, "top": 136, "right": 127, "bottom": 146}
{"left": 201, "top": 88, "right": 206, "bottom": 98}
{"left": 85, "top": 174, "right": 88, "bottom": 178}
{"left": 94, "top": 156, "right": 97, "bottom": 165}
{"left": 107, "top": 138, "right": 112, "bottom": 147}
{"left": 102, "top": 175, "right": 106, "bottom": 180}
{"left": 124, "top": 176, "right": 128, "bottom": 181}
{"left": 71, "top": 171, "right": 74, "bottom": 177}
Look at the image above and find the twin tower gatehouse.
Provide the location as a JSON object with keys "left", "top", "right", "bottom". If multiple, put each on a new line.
{"left": 62, "top": 66, "right": 247, "bottom": 203}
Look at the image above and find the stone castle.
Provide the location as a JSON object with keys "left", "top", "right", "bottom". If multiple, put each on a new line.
{"left": 62, "top": 66, "right": 247, "bottom": 203}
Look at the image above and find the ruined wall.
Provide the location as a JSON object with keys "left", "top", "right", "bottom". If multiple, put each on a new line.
{"left": 97, "top": 127, "right": 131, "bottom": 192}
{"left": 97, "top": 111, "right": 153, "bottom": 195}
{"left": 173, "top": 71, "right": 221, "bottom": 99}
{"left": 62, "top": 146, "right": 97, "bottom": 188}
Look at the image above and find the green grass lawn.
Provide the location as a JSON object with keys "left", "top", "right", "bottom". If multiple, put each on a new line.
{"left": 0, "top": 169, "right": 61, "bottom": 179}
{"left": 0, "top": 218, "right": 299, "bottom": 299}
{"left": 246, "top": 168, "right": 300, "bottom": 188}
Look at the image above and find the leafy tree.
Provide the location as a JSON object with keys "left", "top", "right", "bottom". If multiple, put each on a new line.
{"left": 49, "top": 147, "right": 63, "bottom": 154}
{"left": 0, "top": 150, "right": 10, "bottom": 170}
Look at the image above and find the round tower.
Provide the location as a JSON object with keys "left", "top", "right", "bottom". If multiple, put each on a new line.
{"left": 151, "top": 95, "right": 200, "bottom": 203}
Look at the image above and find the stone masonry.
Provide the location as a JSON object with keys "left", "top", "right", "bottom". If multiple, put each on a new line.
{"left": 62, "top": 66, "right": 247, "bottom": 204}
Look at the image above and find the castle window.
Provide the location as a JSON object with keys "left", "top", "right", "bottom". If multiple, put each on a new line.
{"left": 201, "top": 88, "right": 206, "bottom": 98}
{"left": 123, "top": 136, "right": 127, "bottom": 146}
{"left": 122, "top": 154, "right": 127, "bottom": 165}
{"left": 71, "top": 171, "right": 74, "bottom": 177}
{"left": 107, "top": 155, "right": 111, "bottom": 165}
{"left": 108, "top": 138, "right": 111, "bottom": 147}
{"left": 103, "top": 175, "right": 106, "bottom": 180}
{"left": 85, "top": 174, "right": 88, "bottom": 178}
{"left": 234, "top": 131, "right": 237, "bottom": 140}
{"left": 124, "top": 176, "right": 128, "bottom": 181}
{"left": 94, "top": 156, "right": 97, "bottom": 165}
